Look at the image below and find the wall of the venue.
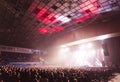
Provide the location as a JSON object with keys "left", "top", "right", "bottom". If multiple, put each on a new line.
{"left": 103, "top": 36, "right": 120, "bottom": 66}
{"left": 1, "top": 51, "right": 40, "bottom": 63}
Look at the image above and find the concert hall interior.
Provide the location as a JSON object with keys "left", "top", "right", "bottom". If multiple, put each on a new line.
{"left": 0, "top": 0, "right": 120, "bottom": 82}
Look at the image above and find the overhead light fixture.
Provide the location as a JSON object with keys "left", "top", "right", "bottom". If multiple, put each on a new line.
{"left": 38, "top": 28, "right": 50, "bottom": 34}
{"left": 55, "top": 15, "right": 71, "bottom": 23}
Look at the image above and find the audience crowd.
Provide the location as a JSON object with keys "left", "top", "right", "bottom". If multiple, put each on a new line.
{"left": 0, "top": 65, "right": 120, "bottom": 82}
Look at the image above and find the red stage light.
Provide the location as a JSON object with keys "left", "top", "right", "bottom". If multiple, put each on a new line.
{"left": 53, "top": 26, "right": 63, "bottom": 32}
{"left": 76, "top": 0, "right": 98, "bottom": 23}
{"left": 37, "top": 8, "right": 47, "bottom": 18}
{"left": 38, "top": 28, "right": 50, "bottom": 34}
{"left": 43, "top": 14, "right": 57, "bottom": 24}
{"left": 80, "top": 0, "right": 98, "bottom": 13}
{"left": 75, "top": 16, "right": 89, "bottom": 23}
{"left": 36, "top": 7, "right": 57, "bottom": 24}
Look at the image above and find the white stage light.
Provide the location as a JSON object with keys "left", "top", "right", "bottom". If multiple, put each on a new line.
{"left": 60, "top": 45, "right": 66, "bottom": 48}
{"left": 95, "top": 59, "right": 102, "bottom": 67}
{"left": 91, "top": 49, "right": 96, "bottom": 54}
{"left": 57, "top": 43, "right": 104, "bottom": 67}
{"left": 80, "top": 44, "right": 85, "bottom": 49}
{"left": 101, "top": 48, "right": 105, "bottom": 61}
{"left": 64, "top": 47, "right": 69, "bottom": 51}
{"left": 97, "top": 35, "right": 109, "bottom": 40}
{"left": 80, "top": 50, "right": 87, "bottom": 55}
{"left": 60, "top": 48, "right": 65, "bottom": 52}
{"left": 90, "top": 49, "right": 96, "bottom": 56}
{"left": 55, "top": 15, "right": 71, "bottom": 23}
{"left": 60, "top": 47, "right": 69, "bottom": 52}
{"left": 87, "top": 43, "right": 93, "bottom": 48}
{"left": 101, "top": 48, "right": 104, "bottom": 54}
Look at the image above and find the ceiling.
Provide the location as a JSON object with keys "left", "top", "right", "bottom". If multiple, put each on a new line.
{"left": 0, "top": 0, "right": 120, "bottom": 49}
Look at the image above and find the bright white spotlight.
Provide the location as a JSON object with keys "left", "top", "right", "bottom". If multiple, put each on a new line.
{"left": 80, "top": 44, "right": 85, "bottom": 49}
{"left": 101, "top": 48, "right": 105, "bottom": 61}
{"left": 60, "top": 48, "right": 65, "bottom": 52}
{"left": 95, "top": 59, "right": 102, "bottom": 67}
{"left": 92, "top": 49, "right": 96, "bottom": 54}
{"left": 80, "top": 50, "right": 87, "bottom": 55}
{"left": 87, "top": 43, "right": 93, "bottom": 48}
{"left": 101, "top": 48, "right": 104, "bottom": 54}
{"left": 55, "top": 15, "right": 71, "bottom": 23}
{"left": 91, "top": 49, "right": 96, "bottom": 55}
{"left": 97, "top": 35, "right": 109, "bottom": 40}
{"left": 60, "top": 47, "right": 69, "bottom": 52}
{"left": 60, "top": 45, "right": 67, "bottom": 48}
{"left": 64, "top": 47, "right": 69, "bottom": 51}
